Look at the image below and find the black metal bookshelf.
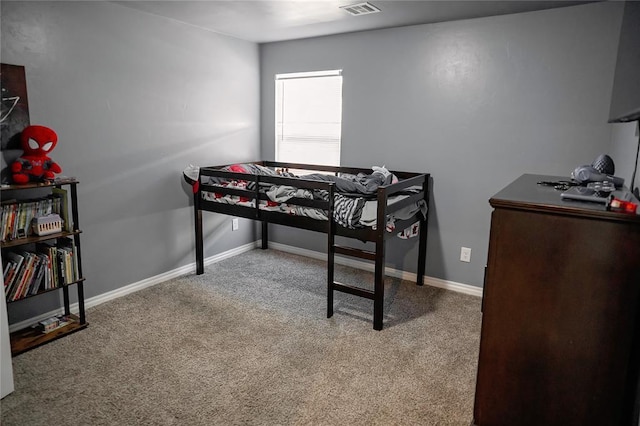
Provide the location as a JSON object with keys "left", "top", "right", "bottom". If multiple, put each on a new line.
{"left": 1, "top": 178, "right": 87, "bottom": 356}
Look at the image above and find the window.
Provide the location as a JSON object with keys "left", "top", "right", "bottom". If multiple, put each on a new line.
{"left": 275, "top": 70, "right": 343, "bottom": 166}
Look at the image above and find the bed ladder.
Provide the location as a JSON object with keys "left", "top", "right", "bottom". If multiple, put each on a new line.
{"left": 326, "top": 185, "right": 388, "bottom": 330}
{"left": 326, "top": 174, "right": 429, "bottom": 331}
{"left": 327, "top": 239, "right": 386, "bottom": 331}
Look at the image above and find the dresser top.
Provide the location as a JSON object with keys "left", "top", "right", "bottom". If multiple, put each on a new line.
{"left": 490, "top": 174, "right": 640, "bottom": 223}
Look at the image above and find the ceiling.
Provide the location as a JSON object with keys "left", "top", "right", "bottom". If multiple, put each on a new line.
{"left": 113, "top": 0, "right": 597, "bottom": 43}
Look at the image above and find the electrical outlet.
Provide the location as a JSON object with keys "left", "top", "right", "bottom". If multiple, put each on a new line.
{"left": 460, "top": 247, "right": 471, "bottom": 263}
{"left": 232, "top": 218, "right": 239, "bottom": 231}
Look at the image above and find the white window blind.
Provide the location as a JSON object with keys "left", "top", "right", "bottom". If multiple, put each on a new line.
{"left": 275, "top": 70, "right": 343, "bottom": 166}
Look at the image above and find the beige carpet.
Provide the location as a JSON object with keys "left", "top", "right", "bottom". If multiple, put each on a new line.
{"left": 1, "top": 249, "right": 482, "bottom": 425}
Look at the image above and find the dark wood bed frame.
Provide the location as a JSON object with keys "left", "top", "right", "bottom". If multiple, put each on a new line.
{"left": 193, "top": 161, "right": 430, "bottom": 330}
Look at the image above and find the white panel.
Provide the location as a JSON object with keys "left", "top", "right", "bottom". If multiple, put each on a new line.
{"left": 1, "top": 254, "right": 15, "bottom": 399}
{"left": 275, "top": 72, "right": 343, "bottom": 165}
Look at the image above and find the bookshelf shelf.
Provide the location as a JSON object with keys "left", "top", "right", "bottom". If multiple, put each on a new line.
{"left": 2, "top": 179, "right": 87, "bottom": 356}
{"left": 7, "top": 278, "right": 86, "bottom": 304}
{"left": 1, "top": 230, "right": 82, "bottom": 249}
{"left": 9, "top": 313, "right": 87, "bottom": 356}
{"left": 0, "top": 177, "right": 79, "bottom": 191}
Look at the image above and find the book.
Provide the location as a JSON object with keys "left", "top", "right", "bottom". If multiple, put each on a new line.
{"left": 3, "top": 258, "right": 14, "bottom": 280}
{"left": 9, "top": 252, "right": 29, "bottom": 301}
{"left": 39, "top": 316, "right": 59, "bottom": 333}
{"left": 0, "top": 204, "right": 7, "bottom": 241}
{"left": 16, "top": 202, "right": 28, "bottom": 238}
{"left": 5, "top": 203, "right": 17, "bottom": 241}
{"left": 39, "top": 314, "right": 75, "bottom": 334}
{"left": 3, "top": 259, "right": 17, "bottom": 292}
{"left": 36, "top": 243, "right": 54, "bottom": 290}
{"left": 50, "top": 246, "right": 59, "bottom": 288}
{"left": 4, "top": 251, "right": 25, "bottom": 298}
{"left": 24, "top": 255, "right": 40, "bottom": 296}
{"left": 28, "top": 255, "right": 47, "bottom": 296}
{"left": 12, "top": 252, "right": 36, "bottom": 300}
{"left": 56, "top": 247, "right": 67, "bottom": 285}
{"left": 0, "top": 196, "right": 63, "bottom": 240}
{"left": 52, "top": 188, "right": 70, "bottom": 231}
{"left": 57, "top": 238, "right": 79, "bottom": 282}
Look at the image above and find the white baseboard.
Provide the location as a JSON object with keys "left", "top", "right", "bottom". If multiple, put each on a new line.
{"left": 84, "top": 241, "right": 259, "bottom": 310}
{"left": 9, "top": 239, "right": 481, "bottom": 333}
{"left": 9, "top": 241, "right": 258, "bottom": 333}
{"left": 267, "top": 242, "right": 483, "bottom": 298}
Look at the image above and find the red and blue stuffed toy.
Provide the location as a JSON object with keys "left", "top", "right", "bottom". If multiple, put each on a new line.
{"left": 11, "top": 125, "right": 62, "bottom": 184}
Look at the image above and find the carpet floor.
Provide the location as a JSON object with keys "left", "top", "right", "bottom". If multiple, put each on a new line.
{"left": 1, "top": 249, "right": 482, "bottom": 425}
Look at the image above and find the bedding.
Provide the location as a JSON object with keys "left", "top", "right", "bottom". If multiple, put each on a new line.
{"left": 200, "top": 163, "right": 427, "bottom": 230}
{"left": 202, "top": 163, "right": 399, "bottom": 196}
{"left": 201, "top": 189, "right": 425, "bottom": 232}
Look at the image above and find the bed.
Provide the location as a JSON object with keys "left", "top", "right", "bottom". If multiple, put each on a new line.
{"left": 190, "top": 161, "right": 430, "bottom": 330}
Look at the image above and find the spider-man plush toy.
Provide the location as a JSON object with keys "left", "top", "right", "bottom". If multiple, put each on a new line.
{"left": 11, "top": 125, "right": 62, "bottom": 184}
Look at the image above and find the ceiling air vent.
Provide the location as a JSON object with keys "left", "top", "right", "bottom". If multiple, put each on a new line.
{"left": 340, "top": 2, "right": 381, "bottom": 16}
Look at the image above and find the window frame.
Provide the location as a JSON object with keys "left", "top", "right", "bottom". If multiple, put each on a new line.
{"left": 275, "top": 69, "right": 343, "bottom": 166}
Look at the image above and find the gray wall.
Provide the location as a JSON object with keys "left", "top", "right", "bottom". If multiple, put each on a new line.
{"left": 260, "top": 2, "right": 625, "bottom": 288}
{"left": 1, "top": 1, "right": 260, "bottom": 322}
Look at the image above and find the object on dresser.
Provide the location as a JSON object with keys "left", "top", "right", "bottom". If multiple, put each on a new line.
{"left": 571, "top": 154, "right": 624, "bottom": 187}
{"left": 608, "top": 194, "right": 638, "bottom": 214}
{"left": 561, "top": 182, "right": 615, "bottom": 204}
{"left": 11, "top": 125, "right": 62, "bottom": 184}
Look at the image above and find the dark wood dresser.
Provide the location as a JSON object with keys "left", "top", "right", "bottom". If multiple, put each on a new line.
{"left": 472, "top": 174, "right": 640, "bottom": 426}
